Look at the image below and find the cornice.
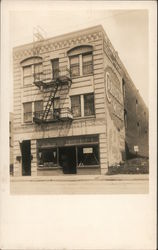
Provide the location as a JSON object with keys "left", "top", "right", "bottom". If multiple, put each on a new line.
{"left": 13, "top": 28, "right": 103, "bottom": 60}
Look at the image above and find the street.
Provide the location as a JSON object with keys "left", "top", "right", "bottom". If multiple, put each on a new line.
{"left": 10, "top": 179, "right": 149, "bottom": 195}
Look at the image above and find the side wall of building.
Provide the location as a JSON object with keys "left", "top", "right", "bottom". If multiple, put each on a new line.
{"left": 102, "top": 33, "right": 125, "bottom": 166}
{"left": 124, "top": 76, "right": 149, "bottom": 158}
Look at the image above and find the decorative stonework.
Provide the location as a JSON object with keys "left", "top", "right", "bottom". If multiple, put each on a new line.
{"left": 13, "top": 31, "right": 102, "bottom": 60}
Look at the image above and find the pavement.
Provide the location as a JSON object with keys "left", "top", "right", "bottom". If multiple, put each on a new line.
{"left": 10, "top": 174, "right": 149, "bottom": 182}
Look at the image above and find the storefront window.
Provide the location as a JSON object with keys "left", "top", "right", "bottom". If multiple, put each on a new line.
{"left": 77, "top": 145, "right": 99, "bottom": 166}
{"left": 38, "top": 148, "right": 57, "bottom": 167}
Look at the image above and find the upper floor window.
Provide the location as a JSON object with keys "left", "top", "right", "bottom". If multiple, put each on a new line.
{"left": 20, "top": 56, "right": 43, "bottom": 86}
{"left": 71, "top": 93, "right": 95, "bottom": 118}
{"left": 23, "top": 65, "right": 32, "bottom": 85}
{"left": 124, "top": 110, "right": 128, "bottom": 128}
{"left": 70, "top": 56, "right": 80, "bottom": 77}
{"left": 84, "top": 93, "right": 95, "bottom": 116}
{"left": 82, "top": 53, "right": 93, "bottom": 75}
{"left": 23, "top": 102, "right": 32, "bottom": 123}
{"left": 34, "top": 100, "right": 43, "bottom": 119}
{"left": 68, "top": 45, "right": 93, "bottom": 77}
{"left": 137, "top": 122, "right": 141, "bottom": 136}
{"left": 51, "top": 59, "right": 59, "bottom": 79}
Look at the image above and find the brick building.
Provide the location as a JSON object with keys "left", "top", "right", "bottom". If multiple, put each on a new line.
{"left": 12, "top": 25, "right": 148, "bottom": 176}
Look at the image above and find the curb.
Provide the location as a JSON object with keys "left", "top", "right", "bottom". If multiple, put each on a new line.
{"left": 10, "top": 174, "right": 149, "bottom": 182}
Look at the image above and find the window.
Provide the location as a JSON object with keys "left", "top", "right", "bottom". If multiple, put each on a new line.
{"left": 53, "top": 97, "right": 60, "bottom": 119}
{"left": 23, "top": 102, "right": 32, "bottom": 123}
{"left": 84, "top": 93, "right": 95, "bottom": 116}
{"left": 82, "top": 53, "right": 93, "bottom": 75}
{"left": 38, "top": 148, "right": 57, "bottom": 167}
{"left": 77, "top": 145, "right": 99, "bottom": 166}
{"left": 23, "top": 65, "right": 32, "bottom": 85}
{"left": 70, "top": 56, "right": 80, "bottom": 77}
{"left": 124, "top": 110, "right": 127, "bottom": 128}
{"left": 137, "top": 122, "right": 141, "bottom": 136}
{"left": 122, "top": 79, "right": 125, "bottom": 98}
{"left": 68, "top": 45, "right": 93, "bottom": 77}
{"left": 51, "top": 59, "right": 59, "bottom": 79}
{"left": 71, "top": 93, "right": 95, "bottom": 118}
{"left": 34, "top": 100, "right": 43, "bottom": 119}
{"left": 71, "top": 95, "right": 81, "bottom": 117}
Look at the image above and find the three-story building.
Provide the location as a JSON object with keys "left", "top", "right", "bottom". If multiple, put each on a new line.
{"left": 12, "top": 25, "right": 148, "bottom": 176}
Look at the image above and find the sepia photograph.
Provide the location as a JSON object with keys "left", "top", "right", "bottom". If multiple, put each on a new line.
{"left": 0, "top": 1, "right": 157, "bottom": 250}
{"left": 9, "top": 8, "right": 149, "bottom": 195}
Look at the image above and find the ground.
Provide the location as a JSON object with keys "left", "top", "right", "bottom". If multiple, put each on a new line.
{"left": 10, "top": 175, "right": 149, "bottom": 194}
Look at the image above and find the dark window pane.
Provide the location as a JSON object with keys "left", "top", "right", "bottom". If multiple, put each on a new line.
{"left": 70, "top": 56, "right": 80, "bottom": 77}
{"left": 84, "top": 93, "right": 95, "bottom": 116}
{"left": 23, "top": 102, "right": 32, "bottom": 122}
{"left": 82, "top": 53, "right": 93, "bottom": 75}
{"left": 71, "top": 95, "right": 81, "bottom": 117}
{"left": 52, "top": 59, "right": 59, "bottom": 79}
{"left": 34, "top": 100, "right": 43, "bottom": 119}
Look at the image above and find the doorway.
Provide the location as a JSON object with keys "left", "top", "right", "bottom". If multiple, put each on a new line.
{"left": 59, "top": 146, "right": 76, "bottom": 174}
{"left": 21, "top": 140, "right": 31, "bottom": 176}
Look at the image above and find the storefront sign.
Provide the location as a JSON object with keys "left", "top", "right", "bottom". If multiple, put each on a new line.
{"left": 134, "top": 145, "right": 139, "bottom": 152}
{"left": 83, "top": 147, "right": 93, "bottom": 154}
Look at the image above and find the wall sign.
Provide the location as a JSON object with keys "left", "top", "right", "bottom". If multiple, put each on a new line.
{"left": 83, "top": 147, "right": 93, "bottom": 154}
{"left": 105, "top": 67, "right": 124, "bottom": 121}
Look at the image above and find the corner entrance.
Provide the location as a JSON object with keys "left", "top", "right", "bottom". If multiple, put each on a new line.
{"left": 21, "top": 140, "right": 31, "bottom": 176}
{"left": 59, "top": 146, "right": 76, "bottom": 174}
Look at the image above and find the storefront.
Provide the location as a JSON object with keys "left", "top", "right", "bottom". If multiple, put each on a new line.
{"left": 37, "top": 135, "right": 100, "bottom": 175}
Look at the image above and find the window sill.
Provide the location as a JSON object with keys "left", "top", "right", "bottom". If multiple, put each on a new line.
{"left": 71, "top": 73, "right": 93, "bottom": 79}
{"left": 38, "top": 166, "right": 62, "bottom": 170}
{"left": 77, "top": 165, "right": 100, "bottom": 169}
{"left": 73, "top": 115, "right": 95, "bottom": 120}
{"left": 21, "top": 122, "right": 34, "bottom": 126}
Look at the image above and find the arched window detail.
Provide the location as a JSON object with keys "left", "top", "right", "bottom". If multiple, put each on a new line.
{"left": 20, "top": 56, "right": 43, "bottom": 86}
{"left": 67, "top": 45, "right": 93, "bottom": 77}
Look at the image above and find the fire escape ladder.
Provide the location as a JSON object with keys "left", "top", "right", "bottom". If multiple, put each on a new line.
{"left": 42, "top": 83, "right": 59, "bottom": 121}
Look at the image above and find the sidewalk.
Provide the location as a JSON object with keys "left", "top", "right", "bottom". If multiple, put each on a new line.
{"left": 10, "top": 174, "right": 149, "bottom": 182}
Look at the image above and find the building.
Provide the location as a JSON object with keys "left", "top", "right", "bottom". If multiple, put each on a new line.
{"left": 12, "top": 25, "right": 148, "bottom": 176}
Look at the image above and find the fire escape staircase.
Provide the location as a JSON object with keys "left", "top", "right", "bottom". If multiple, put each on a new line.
{"left": 33, "top": 68, "right": 73, "bottom": 124}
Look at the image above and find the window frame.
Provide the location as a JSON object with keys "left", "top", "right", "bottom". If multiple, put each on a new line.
{"left": 68, "top": 46, "right": 93, "bottom": 78}
{"left": 70, "top": 93, "right": 95, "bottom": 118}
{"left": 23, "top": 102, "right": 33, "bottom": 123}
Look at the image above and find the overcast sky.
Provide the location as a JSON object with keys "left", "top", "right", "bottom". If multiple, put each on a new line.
{"left": 9, "top": 7, "right": 149, "bottom": 107}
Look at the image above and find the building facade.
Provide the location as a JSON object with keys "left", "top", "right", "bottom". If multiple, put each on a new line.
{"left": 12, "top": 25, "right": 148, "bottom": 176}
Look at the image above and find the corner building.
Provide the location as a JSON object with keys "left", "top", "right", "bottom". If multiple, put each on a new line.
{"left": 13, "top": 25, "right": 148, "bottom": 176}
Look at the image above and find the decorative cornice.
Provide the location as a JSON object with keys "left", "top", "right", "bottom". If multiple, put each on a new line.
{"left": 13, "top": 31, "right": 103, "bottom": 60}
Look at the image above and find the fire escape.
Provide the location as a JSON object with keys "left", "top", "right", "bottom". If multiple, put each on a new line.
{"left": 32, "top": 27, "right": 73, "bottom": 125}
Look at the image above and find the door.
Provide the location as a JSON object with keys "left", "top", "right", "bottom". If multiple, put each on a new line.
{"left": 21, "top": 140, "right": 31, "bottom": 176}
{"left": 59, "top": 146, "right": 76, "bottom": 174}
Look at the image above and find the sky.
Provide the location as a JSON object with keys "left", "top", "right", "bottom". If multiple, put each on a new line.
{"left": 9, "top": 7, "right": 149, "bottom": 108}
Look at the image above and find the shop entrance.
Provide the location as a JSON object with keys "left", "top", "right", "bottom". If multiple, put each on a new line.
{"left": 59, "top": 146, "right": 76, "bottom": 174}
{"left": 21, "top": 140, "right": 31, "bottom": 176}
